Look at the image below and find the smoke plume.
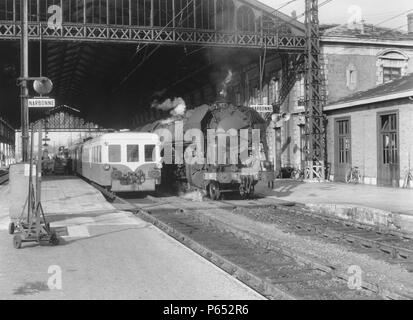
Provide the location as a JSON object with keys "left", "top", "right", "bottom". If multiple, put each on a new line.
{"left": 151, "top": 97, "right": 187, "bottom": 116}
{"left": 219, "top": 70, "right": 233, "bottom": 98}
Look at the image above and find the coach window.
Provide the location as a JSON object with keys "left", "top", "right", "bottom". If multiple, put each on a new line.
{"left": 127, "top": 145, "right": 140, "bottom": 162}
{"left": 97, "top": 146, "right": 102, "bottom": 163}
{"left": 145, "top": 145, "right": 156, "bottom": 162}
{"left": 108, "top": 145, "right": 121, "bottom": 163}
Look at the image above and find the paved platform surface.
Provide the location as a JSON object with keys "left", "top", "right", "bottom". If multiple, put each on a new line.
{"left": 256, "top": 180, "right": 413, "bottom": 233}
{"left": 0, "top": 177, "right": 264, "bottom": 300}
{"left": 258, "top": 180, "right": 413, "bottom": 215}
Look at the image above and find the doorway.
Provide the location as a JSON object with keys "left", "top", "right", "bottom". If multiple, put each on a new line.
{"left": 334, "top": 118, "right": 351, "bottom": 182}
{"left": 378, "top": 112, "right": 399, "bottom": 187}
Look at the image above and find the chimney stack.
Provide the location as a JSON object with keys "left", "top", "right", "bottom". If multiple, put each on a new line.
{"left": 408, "top": 13, "right": 413, "bottom": 34}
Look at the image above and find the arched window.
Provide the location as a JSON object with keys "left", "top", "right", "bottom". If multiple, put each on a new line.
{"left": 377, "top": 49, "right": 409, "bottom": 84}
{"left": 216, "top": 0, "right": 235, "bottom": 31}
{"left": 236, "top": 6, "right": 255, "bottom": 32}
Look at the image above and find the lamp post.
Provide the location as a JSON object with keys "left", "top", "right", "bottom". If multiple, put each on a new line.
{"left": 20, "top": 0, "right": 29, "bottom": 162}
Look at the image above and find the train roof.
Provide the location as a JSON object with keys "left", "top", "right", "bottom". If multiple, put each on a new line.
{"left": 83, "top": 132, "right": 160, "bottom": 144}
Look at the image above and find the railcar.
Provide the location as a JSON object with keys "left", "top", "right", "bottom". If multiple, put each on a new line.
{"left": 70, "top": 132, "right": 162, "bottom": 192}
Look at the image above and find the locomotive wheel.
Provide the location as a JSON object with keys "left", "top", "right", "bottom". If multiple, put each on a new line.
{"left": 13, "top": 234, "right": 22, "bottom": 249}
{"left": 209, "top": 182, "right": 221, "bottom": 201}
{"left": 8, "top": 222, "right": 15, "bottom": 235}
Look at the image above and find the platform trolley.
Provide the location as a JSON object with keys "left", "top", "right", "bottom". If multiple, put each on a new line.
{"left": 8, "top": 120, "right": 59, "bottom": 249}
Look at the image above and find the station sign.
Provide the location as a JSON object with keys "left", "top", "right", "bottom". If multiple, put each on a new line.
{"left": 250, "top": 105, "right": 273, "bottom": 114}
{"left": 28, "top": 98, "right": 55, "bottom": 108}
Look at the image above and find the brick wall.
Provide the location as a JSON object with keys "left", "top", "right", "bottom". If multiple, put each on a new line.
{"left": 322, "top": 44, "right": 413, "bottom": 103}
{"left": 325, "top": 54, "right": 377, "bottom": 102}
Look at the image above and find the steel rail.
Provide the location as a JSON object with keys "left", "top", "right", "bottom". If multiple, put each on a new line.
{"left": 108, "top": 193, "right": 383, "bottom": 300}
{"left": 88, "top": 181, "right": 410, "bottom": 299}
{"left": 0, "top": 171, "right": 9, "bottom": 184}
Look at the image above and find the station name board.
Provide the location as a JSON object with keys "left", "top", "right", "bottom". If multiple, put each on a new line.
{"left": 28, "top": 98, "right": 55, "bottom": 108}
{"left": 250, "top": 105, "right": 273, "bottom": 113}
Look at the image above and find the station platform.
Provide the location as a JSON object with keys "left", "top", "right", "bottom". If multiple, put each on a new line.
{"left": 257, "top": 180, "right": 413, "bottom": 235}
{"left": 0, "top": 177, "right": 263, "bottom": 300}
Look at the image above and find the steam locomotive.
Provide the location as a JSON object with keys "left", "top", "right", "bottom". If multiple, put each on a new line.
{"left": 137, "top": 100, "right": 275, "bottom": 199}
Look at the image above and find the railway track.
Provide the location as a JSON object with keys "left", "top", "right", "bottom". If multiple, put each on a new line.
{"left": 127, "top": 192, "right": 413, "bottom": 273}
{"left": 87, "top": 179, "right": 413, "bottom": 299}
{"left": 0, "top": 170, "right": 8, "bottom": 185}
{"left": 220, "top": 196, "right": 413, "bottom": 271}
{"left": 111, "top": 194, "right": 389, "bottom": 300}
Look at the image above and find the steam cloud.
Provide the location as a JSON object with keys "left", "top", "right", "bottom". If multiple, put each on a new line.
{"left": 219, "top": 70, "right": 233, "bottom": 98}
{"left": 151, "top": 97, "right": 187, "bottom": 116}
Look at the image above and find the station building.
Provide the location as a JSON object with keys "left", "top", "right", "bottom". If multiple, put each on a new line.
{"left": 133, "top": 17, "right": 413, "bottom": 188}
{"left": 325, "top": 72, "right": 413, "bottom": 188}
{"left": 0, "top": 117, "right": 15, "bottom": 168}
{"left": 321, "top": 19, "right": 413, "bottom": 188}
{"left": 273, "top": 20, "right": 413, "bottom": 176}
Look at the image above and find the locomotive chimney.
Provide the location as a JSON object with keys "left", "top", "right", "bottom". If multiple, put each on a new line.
{"left": 408, "top": 13, "right": 413, "bottom": 34}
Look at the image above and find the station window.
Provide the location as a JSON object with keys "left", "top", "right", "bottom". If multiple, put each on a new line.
{"left": 144, "top": 145, "right": 156, "bottom": 162}
{"left": 383, "top": 67, "right": 401, "bottom": 83}
{"left": 108, "top": 145, "right": 121, "bottom": 163}
{"left": 127, "top": 145, "right": 140, "bottom": 162}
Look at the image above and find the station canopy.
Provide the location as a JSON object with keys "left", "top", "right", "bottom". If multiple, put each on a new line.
{"left": 0, "top": 0, "right": 305, "bottom": 129}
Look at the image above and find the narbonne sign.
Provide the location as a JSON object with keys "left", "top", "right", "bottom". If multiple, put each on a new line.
{"left": 28, "top": 98, "right": 55, "bottom": 108}
{"left": 250, "top": 105, "right": 273, "bottom": 114}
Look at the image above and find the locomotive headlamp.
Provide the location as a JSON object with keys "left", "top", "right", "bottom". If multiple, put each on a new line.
{"left": 103, "top": 164, "right": 111, "bottom": 171}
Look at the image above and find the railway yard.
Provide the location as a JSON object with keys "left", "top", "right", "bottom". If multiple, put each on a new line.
{"left": 114, "top": 189, "right": 413, "bottom": 300}
{"left": 1, "top": 175, "right": 412, "bottom": 300}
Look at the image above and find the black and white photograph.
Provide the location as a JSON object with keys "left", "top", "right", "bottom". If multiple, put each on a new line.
{"left": 0, "top": 0, "right": 412, "bottom": 307}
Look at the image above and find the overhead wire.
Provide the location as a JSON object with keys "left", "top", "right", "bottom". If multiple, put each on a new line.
{"left": 374, "top": 9, "right": 413, "bottom": 27}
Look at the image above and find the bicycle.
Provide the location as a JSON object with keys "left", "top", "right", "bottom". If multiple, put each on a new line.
{"left": 345, "top": 167, "right": 362, "bottom": 184}
{"left": 403, "top": 169, "right": 413, "bottom": 188}
{"left": 291, "top": 168, "right": 305, "bottom": 180}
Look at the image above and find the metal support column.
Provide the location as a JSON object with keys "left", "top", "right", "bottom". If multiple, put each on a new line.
{"left": 304, "top": 0, "right": 325, "bottom": 181}
{"left": 20, "top": 0, "right": 29, "bottom": 162}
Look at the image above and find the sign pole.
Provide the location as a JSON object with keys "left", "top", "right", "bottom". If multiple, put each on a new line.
{"left": 20, "top": 0, "right": 29, "bottom": 162}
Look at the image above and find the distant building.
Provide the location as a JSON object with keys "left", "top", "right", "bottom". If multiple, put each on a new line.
{"left": 15, "top": 105, "right": 110, "bottom": 161}
{"left": 0, "top": 117, "right": 15, "bottom": 167}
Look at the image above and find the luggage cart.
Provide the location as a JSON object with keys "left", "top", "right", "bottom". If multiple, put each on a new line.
{"left": 9, "top": 120, "right": 59, "bottom": 249}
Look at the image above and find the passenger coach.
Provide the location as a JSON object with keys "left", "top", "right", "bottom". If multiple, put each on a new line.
{"left": 71, "top": 132, "right": 162, "bottom": 192}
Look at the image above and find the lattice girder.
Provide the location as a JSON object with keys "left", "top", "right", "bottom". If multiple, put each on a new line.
{"left": 304, "top": 0, "right": 326, "bottom": 181}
